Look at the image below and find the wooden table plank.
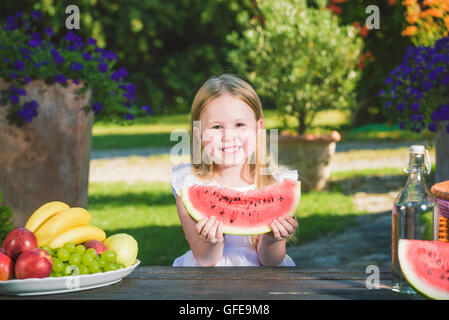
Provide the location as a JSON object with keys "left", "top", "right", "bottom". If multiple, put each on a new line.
{"left": 0, "top": 266, "right": 424, "bottom": 300}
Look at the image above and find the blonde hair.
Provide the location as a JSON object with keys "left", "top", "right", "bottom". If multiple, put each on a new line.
{"left": 190, "top": 74, "right": 277, "bottom": 189}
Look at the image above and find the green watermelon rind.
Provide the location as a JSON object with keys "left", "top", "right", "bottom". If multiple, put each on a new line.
{"left": 181, "top": 179, "right": 301, "bottom": 236}
{"left": 398, "top": 239, "right": 449, "bottom": 300}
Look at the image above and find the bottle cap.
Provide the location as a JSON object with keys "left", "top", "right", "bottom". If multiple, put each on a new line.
{"left": 410, "top": 145, "right": 425, "bottom": 154}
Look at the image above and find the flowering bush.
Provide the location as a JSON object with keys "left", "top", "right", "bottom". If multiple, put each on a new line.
{"left": 379, "top": 36, "right": 449, "bottom": 134}
{"left": 0, "top": 10, "right": 151, "bottom": 126}
{"left": 402, "top": 0, "right": 449, "bottom": 46}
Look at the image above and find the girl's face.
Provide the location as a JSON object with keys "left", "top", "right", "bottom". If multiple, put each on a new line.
{"left": 195, "top": 94, "right": 263, "bottom": 167}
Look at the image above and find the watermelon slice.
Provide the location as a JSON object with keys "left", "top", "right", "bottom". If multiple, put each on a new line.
{"left": 181, "top": 178, "right": 301, "bottom": 235}
{"left": 398, "top": 239, "right": 449, "bottom": 299}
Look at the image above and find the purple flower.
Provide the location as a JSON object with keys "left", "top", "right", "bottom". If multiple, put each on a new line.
{"left": 72, "top": 79, "right": 80, "bottom": 85}
{"left": 439, "top": 105, "right": 449, "bottom": 121}
{"left": 31, "top": 10, "right": 42, "bottom": 20}
{"left": 14, "top": 60, "right": 25, "bottom": 71}
{"left": 384, "top": 101, "right": 392, "bottom": 109}
{"left": 125, "top": 113, "right": 135, "bottom": 121}
{"left": 87, "top": 38, "right": 97, "bottom": 46}
{"left": 3, "top": 15, "right": 18, "bottom": 31}
{"left": 63, "top": 30, "right": 83, "bottom": 44}
{"left": 98, "top": 63, "right": 108, "bottom": 73}
{"left": 92, "top": 102, "right": 103, "bottom": 114}
{"left": 411, "top": 102, "right": 420, "bottom": 112}
{"left": 141, "top": 105, "right": 152, "bottom": 115}
{"left": 111, "top": 67, "right": 128, "bottom": 82}
{"left": 82, "top": 52, "right": 91, "bottom": 61}
{"left": 10, "top": 72, "right": 17, "bottom": 79}
{"left": 29, "top": 39, "right": 41, "bottom": 47}
{"left": 51, "top": 49, "right": 64, "bottom": 64}
{"left": 44, "top": 27, "right": 54, "bottom": 37}
{"left": 10, "top": 94, "right": 19, "bottom": 104}
{"left": 54, "top": 74, "right": 67, "bottom": 84}
{"left": 17, "top": 100, "right": 39, "bottom": 123}
{"left": 396, "top": 103, "right": 405, "bottom": 112}
{"left": 428, "top": 122, "right": 438, "bottom": 132}
{"left": 70, "top": 62, "right": 84, "bottom": 71}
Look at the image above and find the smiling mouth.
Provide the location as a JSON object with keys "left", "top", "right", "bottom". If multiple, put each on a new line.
{"left": 221, "top": 146, "right": 242, "bottom": 153}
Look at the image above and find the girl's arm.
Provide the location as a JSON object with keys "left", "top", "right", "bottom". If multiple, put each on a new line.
{"left": 257, "top": 216, "right": 298, "bottom": 266}
{"left": 257, "top": 236, "right": 287, "bottom": 266}
{"left": 175, "top": 194, "right": 225, "bottom": 266}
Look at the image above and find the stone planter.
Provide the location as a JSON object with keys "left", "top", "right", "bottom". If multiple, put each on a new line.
{"left": 435, "top": 121, "right": 449, "bottom": 183}
{"left": 0, "top": 78, "right": 93, "bottom": 227}
{"left": 277, "top": 130, "right": 341, "bottom": 192}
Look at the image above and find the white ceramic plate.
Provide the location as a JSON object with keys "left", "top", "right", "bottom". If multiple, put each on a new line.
{"left": 0, "top": 259, "right": 140, "bottom": 296}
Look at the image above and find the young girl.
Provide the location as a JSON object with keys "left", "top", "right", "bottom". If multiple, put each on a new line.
{"left": 170, "top": 74, "right": 299, "bottom": 266}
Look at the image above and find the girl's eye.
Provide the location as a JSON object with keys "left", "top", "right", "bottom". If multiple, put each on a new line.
{"left": 211, "top": 125, "right": 222, "bottom": 129}
{"left": 236, "top": 123, "right": 246, "bottom": 127}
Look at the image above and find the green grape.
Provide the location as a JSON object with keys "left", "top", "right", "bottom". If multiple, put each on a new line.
{"left": 40, "top": 245, "right": 53, "bottom": 256}
{"left": 53, "top": 272, "right": 63, "bottom": 277}
{"left": 57, "top": 248, "right": 70, "bottom": 262}
{"left": 75, "top": 244, "right": 86, "bottom": 255}
{"left": 64, "top": 242, "right": 76, "bottom": 252}
{"left": 104, "top": 262, "right": 119, "bottom": 272}
{"left": 85, "top": 248, "right": 97, "bottom": 258}
{"left": 63, "top": 263, "right": 73, "bottom": 275}
{"left": 81, "top": 253, "right": 94, "bottom": 266}
{"left": 117, "top": 263, "right": 125, "bottom": 269}
{"left": 52, "top": 258, "right": 64, "bottom": 272}
{"left": 89, "top": 260, "right": 101, "bottom": 274}
{"left": 98, "top": 257, "right": 107, "bottom": 268}
{"left": 78, "top": 264, "right": 90, "bottom": 275}
{"left": 101, "top": 250, "right": 116, "bottom": 262}
{"left": 69, "top": 253, "right": 81, "bottom": 266}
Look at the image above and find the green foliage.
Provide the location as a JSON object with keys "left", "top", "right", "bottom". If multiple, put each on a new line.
{"left": 0, "top": 0, "right": 259, "bottom": 116}
{"left": 0, "top": 191, "right": 13, "bottom": 244}
{"left": 335, "top": 0, "right": 412, "bottom": 125}
{"left": 227, "top": 0, "right": 363, "bottom": 134}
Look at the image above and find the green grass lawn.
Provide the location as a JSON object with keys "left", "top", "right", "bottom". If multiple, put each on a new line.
{"left": 87, "top": 180, "right": 365, "bottom": 266}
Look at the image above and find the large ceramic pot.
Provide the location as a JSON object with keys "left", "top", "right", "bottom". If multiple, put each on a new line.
{"left": 0, "top": 78, "right": 93, "bottom": 227}
{"left": 435, "top": 121, "right": 449, "bottom": 183}
{"left": 277, "top": 130, "right": 341, "bottom": 192}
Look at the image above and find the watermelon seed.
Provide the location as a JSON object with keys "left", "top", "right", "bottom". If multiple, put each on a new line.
{"left": 211, "top": 205, "right": 215, "bottom": 208}
{"left": 428, "top": 270, "right": 432, "bottom": 275}
{"left": 280, "top": 196, "right": 283, "bottom": 202}
{"left": 230, "top": 219, "right": 233, "bottom": 223}
{"left": 220, "top": 211, "right": 224, "bottom": 215}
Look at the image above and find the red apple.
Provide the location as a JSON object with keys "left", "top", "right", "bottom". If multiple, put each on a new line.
{"left": 84, "top": 240, "right": 108, "bottom": 255}
{"left": 0, "top": 251, "right": 14, "bottom": 280}
{"left": 2, "top": 228, "right": 38, "bottom": 260}
{"left": 15, "top": 248, "right": 53, "bottom": 279}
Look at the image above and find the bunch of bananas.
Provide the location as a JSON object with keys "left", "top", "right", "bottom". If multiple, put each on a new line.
{"left": 25, "top": 201, "right": 106, "bottom": 249}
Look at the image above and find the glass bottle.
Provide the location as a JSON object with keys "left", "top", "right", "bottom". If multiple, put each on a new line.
{"left": 391, "top": 145, "right": 436, "bottom": 295}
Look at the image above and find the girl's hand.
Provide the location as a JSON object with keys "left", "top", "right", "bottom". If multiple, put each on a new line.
{"left": 195, "top": 216, "right": 224, "bottom": 244}
{"left": 267, "top": 216, "right": 298, "bottom": 241}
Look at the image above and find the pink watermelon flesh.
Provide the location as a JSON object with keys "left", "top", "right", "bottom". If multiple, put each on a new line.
{"left": 398, "top": 239, "right": 449, "bottom": 299}
{"left": 181, "top": 178, "right": 301, "bottom": 235}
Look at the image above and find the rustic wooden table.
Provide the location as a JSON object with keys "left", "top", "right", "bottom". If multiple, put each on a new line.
{"left": 0, "top": 266, "right": 423, "bottom": 300}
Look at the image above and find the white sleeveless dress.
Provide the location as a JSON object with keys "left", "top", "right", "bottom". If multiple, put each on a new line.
{"left": 170, "top": 163, "right": 298, "bottom": 267}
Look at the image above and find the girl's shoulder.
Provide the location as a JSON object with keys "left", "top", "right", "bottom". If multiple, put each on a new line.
{"left": 271, "top": 166, "right": 299, "bottom": 182}
{"left": 170, "top": 163, "right": 211, "bottom": 197}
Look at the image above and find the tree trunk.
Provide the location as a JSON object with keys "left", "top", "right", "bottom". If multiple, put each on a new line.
{"left": 297, "top": 110, "right": 306, "bottom": 135}
{"left": 435, "top": 121, "right": 449, "bottom": 183}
